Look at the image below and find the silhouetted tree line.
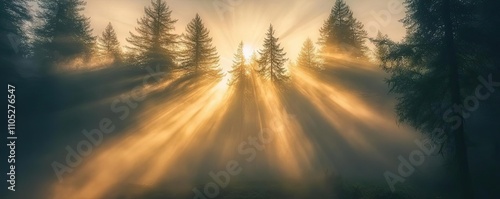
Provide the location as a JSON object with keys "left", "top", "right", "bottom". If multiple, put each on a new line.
{"left": 2, "top": 0, "right": 498, "bottom": 197}
{"left": 32, "top": 0, "right": 96, "bottom": 71}
{"left": 2, "top": 0, "right": 371, "bottom": 82}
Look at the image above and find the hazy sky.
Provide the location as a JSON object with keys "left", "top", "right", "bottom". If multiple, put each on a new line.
{"left": 84, "top": 0, "right": 406, "bottom": 67}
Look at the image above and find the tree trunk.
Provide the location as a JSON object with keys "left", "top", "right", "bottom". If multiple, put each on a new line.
{"left": 443, "top": 0, "right": 473, "bottom": 198}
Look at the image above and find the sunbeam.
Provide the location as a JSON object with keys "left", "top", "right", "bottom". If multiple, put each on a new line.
{"left": 290, "top": 62, "right": 417, "bottom": 165}
{"left": 10, "top": 0, "right": 488, "bottom": 198}
{"left": 251, "top": 73, "right": 317, "bottom": 180}
{"left": 51, "top": 77, "right": 233, "bottom": 199}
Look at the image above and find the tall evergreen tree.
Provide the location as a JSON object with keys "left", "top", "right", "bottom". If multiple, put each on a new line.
{"left": 1, "top": 0, "right": 31, "bottom": 80}
{"left": 257, "top": 25, "right": 288, "bottom": 82}
{"left": 318, "top": 0, "right": 367, "bottom": 59}
{"left": 97, "top": 22, "right": 122, "bottom": 63}
{"left": 0, "top": 0, "right": 31, "bottom": 58}
{"left": 179, "top": 14, "right": 220, "bottom": 76}
{"left": 33, "top": 0, "right": 95, "bottom": 71}
{"left": 249, "top": 52, "right": 259, "bottom": 71}
{"left": 297, "top": 38, "right": 320, "bottom": 70}
{"left": 371, "top": 31, "right": 392, "bottom": 64}
{"left": 377, "top": 0, "right": 489, "bottom": 198}
{"left": 126, "top": 0, "right": 177, "bottom": 70}
{"left": 229, "top": 42, "right": 247, "bottom": 84}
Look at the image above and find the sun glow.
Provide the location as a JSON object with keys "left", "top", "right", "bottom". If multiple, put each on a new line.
{"left": 243, "top": 45, "right": 255, "bottom": 61}
{"left": 42, "top": 1, "right": 417, "bottom": 198}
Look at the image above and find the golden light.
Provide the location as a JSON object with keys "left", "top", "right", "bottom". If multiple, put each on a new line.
{"left": 51, "top": 77, "right": 235, "bottom": 199}
{"left": 43, "top": 1, "right": 417, "bottom": 198}
{"left": 289, "top": 61, "right": 417, "bottom": 161}
{"left": 243, "top": 45, "right": 254, "bottom": 61}
{"left": 250, "top": 72, "right": 317, "bottom": 180}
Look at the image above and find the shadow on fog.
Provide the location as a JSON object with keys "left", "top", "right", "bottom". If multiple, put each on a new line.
{"left": 11, "top": 59, "right": 452, "bottom": 199}
{"left": 11, "top": 65, "right": 223, "bottom": 199}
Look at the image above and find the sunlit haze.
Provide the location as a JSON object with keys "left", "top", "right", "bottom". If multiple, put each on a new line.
{"left": 10, "top": 0, "right": 497, "bottom": 198}
{"left": 84, "top": 0, "right": 406, "bottom": 67}
{"left": 243, "top": 45, "right": 254, "bottom": 61}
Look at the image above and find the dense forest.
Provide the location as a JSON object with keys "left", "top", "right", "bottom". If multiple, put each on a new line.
{"left": 1, "top": 0, "right": 499, "bottom": 199}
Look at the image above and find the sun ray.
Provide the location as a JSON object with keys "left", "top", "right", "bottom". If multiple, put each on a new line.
{"left": 51, "top": 77, "right": 233, "bottom": 199}
{"left": 250, "top": 73, "right": 318, "bottom": 180}
{"left": 290, "top": 63, "right": 417, "bottom": 165}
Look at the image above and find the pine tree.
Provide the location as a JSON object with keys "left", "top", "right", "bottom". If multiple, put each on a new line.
{"left": 179, "top": 14, "right": 220, "bottom": 76}
{"left": 229, "top": 42, "right": 247, "bottom": 84}
{"left": 33, "top": 0, "right": 96, "bottom": 71}
{"left": 97, "top": 22, "right": 122, "bottom": 63}
{"left": 1, "top": 0, "right": 31, "bottom": 80}
{"left": 371, "top": 31, "right": 392, "bottom": 64}
{"left": 0, "top": 0, "right": 31, "bottom": 57}
{"left": 257, "top": 25, "right": 288, "bottom": 82}
{"left": 379, "top": 0, "right": 483, "bottom": 198}
{"left": 126, "top": 0, "right": 177, "bottom": 70}
{"left": 318, "top": 0, "right": 367, "bottom": 59}
{"left": 249, "top": 52, "right": 259, "bottom": 71}
{"left": 297, "top": 38, "right": 320, "bottom": 70}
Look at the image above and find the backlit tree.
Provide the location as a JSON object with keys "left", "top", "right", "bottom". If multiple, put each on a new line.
{"left": 126, "top": 0, "right": 177, "bottom": 70}
{"left": 179, "top": 14, "right": 220, "bottom": 76}
{"left": 97, "top": 22, "right": 122, "bottom": 63}
{"left": 257, "top": 25, "right": 288, "bottom": 82}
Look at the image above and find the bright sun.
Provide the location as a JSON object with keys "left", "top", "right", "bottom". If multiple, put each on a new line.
{"left": 243, "top": 45, "right": 254, "bottom": 61}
